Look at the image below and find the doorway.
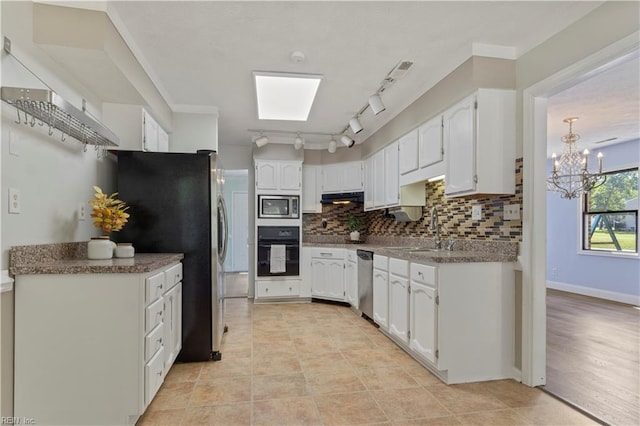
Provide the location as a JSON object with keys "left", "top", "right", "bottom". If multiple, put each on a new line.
{"left": 522, "top": 32, "right": 639, "bottom": 425}
{"left": 223, "top": 170, "right": 249, "bottom": 298}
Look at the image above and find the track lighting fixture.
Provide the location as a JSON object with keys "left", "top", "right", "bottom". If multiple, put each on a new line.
{"left": 255, "top": 134, "right": 269, "bottom": 148}
{"left": 328, "top": 139, "right": 337, "bottom": 153}
{"left": 294, "top": 134, "right": 304, "bottom": 150}
{"left": 340, "top": 135, "right": 355, "bottom": 148}
{"left": 349, "top": 117, "right": 363, "bottom": 134}
{"left": 368, "top": 94, "right": 386, "bottom": 115}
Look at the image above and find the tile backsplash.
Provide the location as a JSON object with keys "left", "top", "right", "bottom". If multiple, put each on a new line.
{"left": 303, "top": 158, "right": 522, "bottom": 242}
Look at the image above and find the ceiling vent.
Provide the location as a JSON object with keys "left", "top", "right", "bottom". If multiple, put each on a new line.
{"left": 387, "top": 61, "right": 414, "bottom": 80}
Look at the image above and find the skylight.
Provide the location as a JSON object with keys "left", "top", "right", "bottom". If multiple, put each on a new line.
{"left": 253, "top": 72, "right": 323, "bottom": 121}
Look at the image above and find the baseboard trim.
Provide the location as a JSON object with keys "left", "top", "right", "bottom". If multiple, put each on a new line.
{"left": 546, "top": 280, "right": 640, "bottom": 306}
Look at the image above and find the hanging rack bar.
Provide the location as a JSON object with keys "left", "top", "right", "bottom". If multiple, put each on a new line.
{"left": 1, "top": 87, "right": 119, "bottom": 147}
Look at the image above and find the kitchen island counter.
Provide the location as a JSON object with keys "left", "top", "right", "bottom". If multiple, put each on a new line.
{"left": 10, "top": 242, "right": 183, "bottom": 275}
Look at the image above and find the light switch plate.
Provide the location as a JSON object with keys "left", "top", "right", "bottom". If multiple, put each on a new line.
{"left": 9, "top": 188, "right": 20, "bottom": 214}
{"left": 504, "top": 203, "right": 520, "bottom": 220}
{"left": 472, "top": 205, "right": 482, "bottom": 220}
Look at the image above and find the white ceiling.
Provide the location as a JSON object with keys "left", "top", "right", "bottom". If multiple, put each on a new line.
{"left": 103, "top": 1, "right": 615, "bottom": 149}
{"left": 547, "top": 54, "right": 640, "bottom": 156}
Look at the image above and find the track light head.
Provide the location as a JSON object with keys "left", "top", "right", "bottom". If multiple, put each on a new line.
{"left": 255, "top": 135, "right": 269, "bottom": 148}
{"left": 340, "top": 135, "right": 355, "bottom": 148}
{"left": 349, "top": 117, "right": 363, "bottom": 134}
{"left": 328, "top": 139, "right": 337, "bottom": 153}
{"left": 294, "top": 135, "right": 304, "bottom": 150}
{"left": 368, "top": 94, "right": 386, "bottom": 115}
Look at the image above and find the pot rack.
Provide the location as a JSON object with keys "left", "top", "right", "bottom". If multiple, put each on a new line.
{"left": 0, "top": 37, "right": 119, "bottom": 148}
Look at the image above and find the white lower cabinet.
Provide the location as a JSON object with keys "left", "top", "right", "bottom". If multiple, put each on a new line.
{"left": 388, "top": 258, "right": 409, "bottom": 343}
{"left": 13, "top": 261, "right": 183, "bottom": 425}
{"left": 409, "top": 263, "right": 438, "bottom": 364}
{"left": 311, "top": 250, "right": 345, "bottom": 301}
{"left": 381, "top": 258, "right": 515, "bottom": 384}
{"left": 372, "top": 255, "right": 389, "bottom": 330}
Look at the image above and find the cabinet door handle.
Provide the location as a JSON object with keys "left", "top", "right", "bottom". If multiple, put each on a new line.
{"left": 159, "top": 284, "right": 163, "bottom": 290}
{"left": 157, "top": 337, "right": 163, "bottom": 344}
{"left": 157, "top": 370, "right": 163, "bottom": 376}
{"left": 418, "top": 271, "right": 424, "bottom": 277}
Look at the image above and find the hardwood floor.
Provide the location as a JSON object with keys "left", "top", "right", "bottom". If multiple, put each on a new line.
{"left": 545, "top": 289, "right": 640, "bottom": 426}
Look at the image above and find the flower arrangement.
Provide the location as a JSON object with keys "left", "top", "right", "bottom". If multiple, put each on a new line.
{"left": 89, "top": 186, "right": 129, "bottom": 233}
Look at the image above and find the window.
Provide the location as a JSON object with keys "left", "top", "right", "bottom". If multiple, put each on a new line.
{"left": 582, "top": 167, "right": 639, "bottom": 254}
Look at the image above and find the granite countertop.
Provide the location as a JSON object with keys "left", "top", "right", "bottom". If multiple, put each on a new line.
{"left": 10, "top": 242, "right": 184, "bottom": 275}
{"left": 302, "top": 238, "right": 518, "bottom": 264}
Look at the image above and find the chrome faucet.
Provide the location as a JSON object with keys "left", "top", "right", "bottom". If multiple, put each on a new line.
{"left": 430, "top": 207, "right": 442, "bottom": 250}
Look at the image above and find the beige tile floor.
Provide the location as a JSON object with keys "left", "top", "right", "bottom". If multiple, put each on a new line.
{"left": 138, "top": 299, "right": 598, "bottom": 426}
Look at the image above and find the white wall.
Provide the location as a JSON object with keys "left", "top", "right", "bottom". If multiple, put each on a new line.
{"left": 1, "top": 1, "right": 118, "bottom": 416}
{"left": 170, "top": 112, "right": 218, "bottom": 153}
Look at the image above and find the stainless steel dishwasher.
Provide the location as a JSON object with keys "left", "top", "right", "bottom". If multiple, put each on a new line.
{"left": 357, "top": 249, "right": 374, "bottom": 319}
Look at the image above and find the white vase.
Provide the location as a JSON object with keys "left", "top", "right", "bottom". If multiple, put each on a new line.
{"left": 350, "top": 231, "right": 360, "bottom": 241}
{"left": 88, "top": 237, "right": 115, "bottom": 260}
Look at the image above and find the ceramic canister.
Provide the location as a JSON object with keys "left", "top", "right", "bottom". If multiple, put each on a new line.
{"left": 115, "top": 243, "right": 135, "bottom": 258}
{"left": 88, "top": 237, "right": 115, "bottom": 260}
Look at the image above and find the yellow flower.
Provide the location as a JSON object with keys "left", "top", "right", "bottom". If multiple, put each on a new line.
{"left": 88, "top": 186, "right": 129, "bottom": 233}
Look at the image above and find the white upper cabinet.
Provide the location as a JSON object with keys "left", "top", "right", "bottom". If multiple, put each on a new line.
{"left": 255, "top": 160, "right": 302, "bottom": 193}
{"left": 400, "top": 114, "right": 445, "bottom": 186}
{"left": 280, "top": 162, "right": 303, "bottom": 191}
{"left": 444, "top": 89, "right": 516, "bottom": 197}
{"left": 103, "top": 103, "right": 169, "bottom": 152}
{"left": 364, "top": 156, "right": 374, "bottom": 211}
{"left": 398, "top": 130, "right": 419, "bottom": 175}
{"left": 419, "top": 116, "right": 444, "bottom": 169}
{"left": 321, "top": 161, "right": 363, "bottom": 194}
{"left": 372, "top": 150, "right": 385, "bottom": 208}
{"left": 444, "top": 95, "right": 475, "bottom": 195}
{"left": 384, "top": 141, "right": 400, "bottom": 206}
{"left": 302, "top": 166, "right": 321, "bottom": 213}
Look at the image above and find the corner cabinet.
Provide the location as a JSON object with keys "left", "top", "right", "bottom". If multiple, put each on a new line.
{"left": 255, "top": 160, "right": 302, "bottom": 193}
{"left": 444, "top": 89, "right": 515, "bottom": 197}
{"left": 310, "top": 248, "right": 345, "bottom": 301}
{"left": 13, "top": 261, "right": 183, "bottom": 425}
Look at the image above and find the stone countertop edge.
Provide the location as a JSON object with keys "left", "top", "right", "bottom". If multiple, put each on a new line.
{"left": 10, "top": 242, "right": 184, "bottom": 275}
{"left": 302, "top": 242, "right": 517, "bottom": 264}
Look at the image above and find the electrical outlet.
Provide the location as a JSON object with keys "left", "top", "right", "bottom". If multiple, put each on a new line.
{"left": 78, "top": 203, "right": 86, "bottom": 221}
{"left": 472, "top": 205, "right": 482, "bottom": 220}
{"left": 8, "top": 188, "right": 20, "bottom": 214}
{"left": 552, "top": 267, "right": 558, "bottom": 277}
{"left": 504, "top": 203, "right": 520, "bottom": 220}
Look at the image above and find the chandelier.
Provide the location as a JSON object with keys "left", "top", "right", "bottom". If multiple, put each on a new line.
{"left": 547, "top": 117, "right": 606, "bottom": 199}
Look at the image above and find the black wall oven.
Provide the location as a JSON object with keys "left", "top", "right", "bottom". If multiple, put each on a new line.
{"left": 257, "top": 226, "right": 300, "bottom": 277}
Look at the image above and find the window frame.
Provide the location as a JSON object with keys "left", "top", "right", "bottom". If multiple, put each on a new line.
{"left": 580, "top": 165, "right": 639, "bottom": 257}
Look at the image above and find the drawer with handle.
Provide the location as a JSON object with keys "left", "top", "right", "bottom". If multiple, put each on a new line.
{"left": 145, "top": 272, "right": 165, "bottom": 304}
{"left": 411, "top": 263, "right": 437, "bottom": 287}
{"left": 310, "top": 248, "right": 344, "bottom": 259}
{"left": 145, "top": 297, "right": 164, "bottom": 334}
{"left": 144, "top": 347, "right": 165, "bottom": 406}
{"left": 145, "top": 322, "right": 164, "bottom": 362}
{"left": 165, "top": 263, "right": 183, "bottom": 288}
{"left": 256, "top": 280, "right": 300, "bottom": 298}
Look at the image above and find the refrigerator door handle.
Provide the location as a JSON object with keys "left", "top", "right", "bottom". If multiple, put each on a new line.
{"left": 217, "top": 195, "right": 229, "bottom": 265}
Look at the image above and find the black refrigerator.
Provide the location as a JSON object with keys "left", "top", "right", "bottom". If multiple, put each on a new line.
{"left": 116, "top": 150, "right": 228, "bottom": 362}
